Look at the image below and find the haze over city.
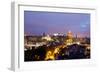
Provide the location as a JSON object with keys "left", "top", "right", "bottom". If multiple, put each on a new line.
{"left": 24, "top": 11, "right": 90, "bottom": 37}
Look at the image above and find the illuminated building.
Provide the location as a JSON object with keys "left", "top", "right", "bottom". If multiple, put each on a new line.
{"left": 42, "top": 35, "right": 53, "bottom": 41}
{"left": 65, "top": 31, "right": 73, "bottom": 45}
{"left": 53, "top": 33, "right": 64, "bottom": 36}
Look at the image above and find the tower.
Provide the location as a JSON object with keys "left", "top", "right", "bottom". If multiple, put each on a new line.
{"left": 65, "top": 30, "right": 73, "bottom": 45}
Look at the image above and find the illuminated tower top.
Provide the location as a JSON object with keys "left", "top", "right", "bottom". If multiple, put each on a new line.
{"left": 67, "top": 30, "right": 73, "bottom": 39}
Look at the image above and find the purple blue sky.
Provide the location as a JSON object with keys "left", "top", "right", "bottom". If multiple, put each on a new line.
{"left": 24, "top": 11, "right": 90, "bottom": 37}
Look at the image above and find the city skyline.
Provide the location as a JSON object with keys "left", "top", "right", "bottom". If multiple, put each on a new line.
{"left": 24, "top": 11, "right": 90, "bottom": 37}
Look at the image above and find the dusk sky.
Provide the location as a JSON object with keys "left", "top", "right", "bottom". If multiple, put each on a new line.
{"left": 24, "top": 11, "right": 90, "bottom": 37}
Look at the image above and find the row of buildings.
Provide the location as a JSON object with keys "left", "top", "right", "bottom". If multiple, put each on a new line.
{"left": 24, "top": 31, "right": 90, "bottom": 50}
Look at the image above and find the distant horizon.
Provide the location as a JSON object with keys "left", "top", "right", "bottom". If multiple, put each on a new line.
{"left": 24, "top": 11, "right": 90, "bottom": 37}
{"left": 24, "top": 32, "right": 90, "bottom": 38}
